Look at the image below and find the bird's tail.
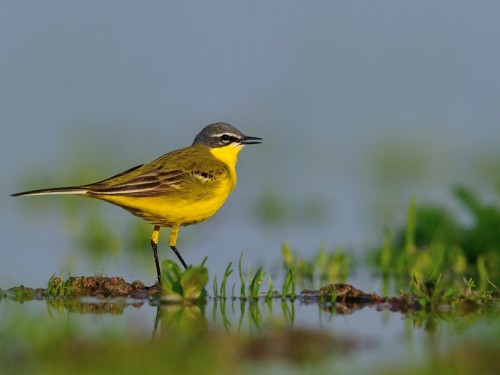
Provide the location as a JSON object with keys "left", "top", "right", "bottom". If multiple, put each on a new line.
{"left": 11, "top": 186, "right": 89, "bottom": 197}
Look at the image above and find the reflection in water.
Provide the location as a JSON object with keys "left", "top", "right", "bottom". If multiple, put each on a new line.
{"left": 46, "top": 297, "right": 146, "bottom": 316}
{"left": 152, "top": 297, "right": 296, "bottom": 339}
{"left": 153, "top": 303, "right": 208, "bottom": 339}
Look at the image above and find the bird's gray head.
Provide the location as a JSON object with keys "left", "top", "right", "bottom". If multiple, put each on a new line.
{"left": 192, "top": 122, "right": 262, "bottom": 148}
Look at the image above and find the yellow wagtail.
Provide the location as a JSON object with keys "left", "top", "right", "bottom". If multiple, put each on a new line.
{"left": 12, "top": 122, "right": 262, "bottom": 283}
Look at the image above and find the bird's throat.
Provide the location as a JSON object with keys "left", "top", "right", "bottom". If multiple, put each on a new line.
{"left": 209, "top": 144, "right": 242, "bottom": 169}
{"left": 209, "top": 144, "right": 242, "bottom": 183}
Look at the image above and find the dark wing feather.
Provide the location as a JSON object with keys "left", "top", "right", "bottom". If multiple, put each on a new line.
{"left": 86, "top": 167, "right": 186, "bottom": 197}
{"left": 84, "top": 146, "right": 229, "bottom": 197}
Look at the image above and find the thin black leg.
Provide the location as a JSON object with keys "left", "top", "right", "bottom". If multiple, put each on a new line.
{"left": 151, "top": 239, "right": 162, "bottom": 284}
{"left": 170, "top": 245, "right": 188, "bottom": 269}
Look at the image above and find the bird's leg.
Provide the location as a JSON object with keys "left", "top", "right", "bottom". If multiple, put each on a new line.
{"left": 169, "top": 224, "right": 188, "bottom": 269}
{"left": 170, "top": 246, "right": 188, "bottom": 269}
{"left": 150, "top": 225, "right": 162, "bottom": 284}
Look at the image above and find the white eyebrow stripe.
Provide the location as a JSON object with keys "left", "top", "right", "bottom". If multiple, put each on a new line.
{"left": 210, "top": 132, "right": 241, "bottom": 138}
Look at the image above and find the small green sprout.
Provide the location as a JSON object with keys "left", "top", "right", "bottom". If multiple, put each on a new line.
{"left": 249, "top": 266, "right": 266, "bottom": 299}
{"left": 238, "top": 253, "right": 246, "bottom": 299}
{"left": 220, "top": 262, "right": 233, "bottom": 299}
{"left": 46, "top": 273, "right": 73, "bottom": 298}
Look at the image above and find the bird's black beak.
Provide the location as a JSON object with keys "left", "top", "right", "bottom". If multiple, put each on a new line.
{"left": 240, "top": 136, "right": 262, "bottom": 145}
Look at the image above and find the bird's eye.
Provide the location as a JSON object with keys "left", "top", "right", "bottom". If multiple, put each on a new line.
{"left": 221, "top": 134, "right": 230, "bottom": 142}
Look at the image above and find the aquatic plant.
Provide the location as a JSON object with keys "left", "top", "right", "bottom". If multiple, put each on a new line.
{"left": 46, "top": 273, "right": 74, "bottom": 298}
{"left": 160, "top": 259, "right": 208, "bottom": 302}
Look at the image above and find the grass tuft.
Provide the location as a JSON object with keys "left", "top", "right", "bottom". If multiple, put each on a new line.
{"left": 46, "top": 273, "right": 73, "bottom": 298}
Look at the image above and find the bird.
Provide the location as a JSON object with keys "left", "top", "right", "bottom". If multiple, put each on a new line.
{"left": 12, "top": 122, "right": 262, "bottom": 284}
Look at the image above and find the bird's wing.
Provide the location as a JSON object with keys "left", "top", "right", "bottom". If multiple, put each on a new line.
{"left": 85, "top": 167, "right": 186, "bottom": 196}
{"left": 84, "top": 148, "right": 228, "bottom": 197}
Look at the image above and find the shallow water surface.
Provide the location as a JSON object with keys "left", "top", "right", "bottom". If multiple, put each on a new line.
{"left": 1, "top": 281, "right": 497, "bottom": 374}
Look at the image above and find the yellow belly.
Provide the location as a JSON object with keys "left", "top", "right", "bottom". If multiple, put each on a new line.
{"left": 96, "top": 178, "right": 234, "bottom": 227}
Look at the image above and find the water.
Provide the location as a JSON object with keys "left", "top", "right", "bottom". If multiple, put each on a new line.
{"left": 1, "top": 293, "right": 496, "bottom": 373}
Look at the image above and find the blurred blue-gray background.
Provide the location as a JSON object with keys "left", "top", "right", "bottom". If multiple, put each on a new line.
{"left": 2, "top": 1, "right": 499, "bottom": 287}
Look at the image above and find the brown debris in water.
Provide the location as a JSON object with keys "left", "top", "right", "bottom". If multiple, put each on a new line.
{"left": 298, "top": 283, "right": 421, "bottom": 315}
{"left": 299, "top": 283, "right": 382, "bottom": 315}
{"left": 48, "top": 276, "right": 158, "bottom": 299}
{"left": 300, "top": 283, "right": 379, "bottom": 302}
